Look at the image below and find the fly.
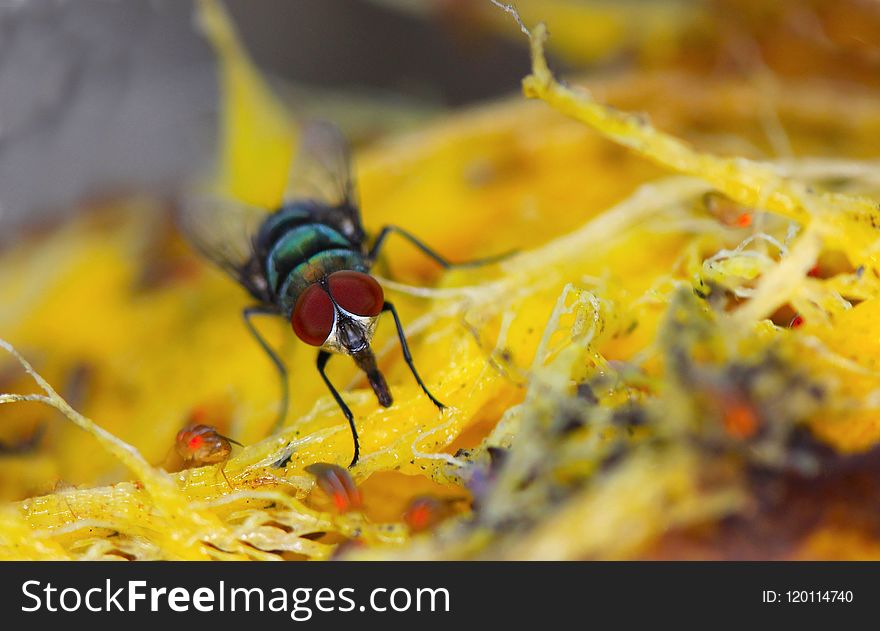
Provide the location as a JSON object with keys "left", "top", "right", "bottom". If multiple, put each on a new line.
{"left": 305, "top": 462, "right": 363, "bottom": 513}
{"left": 175, "top": 423, "right": 242, "bottom": 488}
{"left": 183, "top": 121, "right": 509, "bottom": 468}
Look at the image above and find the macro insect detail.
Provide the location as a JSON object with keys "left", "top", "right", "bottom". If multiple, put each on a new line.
{"left": 175, "top": 423, "right": 242, "bottom": 487}
{"left": 305, "top": 462, "right": 363, "bottom": 513}
{"left": 184, "top": 121, "right": 508, "bottom": 468}
{"left": 403, "top": 494, "right": 464, "bottom": 533}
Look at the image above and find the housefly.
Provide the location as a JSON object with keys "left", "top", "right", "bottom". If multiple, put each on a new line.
{"left": 183, "top": 121, "right": 508, "bottom": 468}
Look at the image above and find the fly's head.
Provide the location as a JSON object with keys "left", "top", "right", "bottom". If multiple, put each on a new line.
{"left": 323, "top": 309, "right": 379, "bottom": 355}
{"left": 290, "top": 270, "right": 385, "bottom": 356}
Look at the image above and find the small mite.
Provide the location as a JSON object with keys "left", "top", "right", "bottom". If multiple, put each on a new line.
{"left": 403, "top": 495, "right": 460, "bottom": 533}
{"left": 305, "top": 462, "right": 363, "bottom": 512}
{"left": 175, "top": 424, "right": 242, "bottom": 488}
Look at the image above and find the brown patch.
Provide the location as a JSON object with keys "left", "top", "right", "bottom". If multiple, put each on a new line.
{"left": 648, "top": 432, "right": 880, "bottom": 559}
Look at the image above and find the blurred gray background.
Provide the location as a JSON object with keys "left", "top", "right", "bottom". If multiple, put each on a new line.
{"left": 0, "top": 0, "right": 529, "bottom": 234}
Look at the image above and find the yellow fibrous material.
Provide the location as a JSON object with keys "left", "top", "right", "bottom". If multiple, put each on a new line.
{"left": 3, "top": 2, "right": 880, "bottom": 560}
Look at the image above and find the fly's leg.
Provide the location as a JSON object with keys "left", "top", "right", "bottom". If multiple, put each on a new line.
{"left": 383, "top": 301, "right": 445, "bottom": 411}
{"left": 243, "top": 306, "right": 289, "bottom": 434}
{"left": 218, "top": 463, "right": 233, "bottom": 490}
{"left": 317, "top": 350, "right": 361, "bottom": 469}
{"left": 368, "top": 225, "right": 515, "bottom": 269}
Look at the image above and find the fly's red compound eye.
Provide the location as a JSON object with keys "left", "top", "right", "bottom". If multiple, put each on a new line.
{"left": 328, "top": 271, "right": 384, "bottom": 317}
{"left": 291, "top": 283, "right": 335, "bottom": 345}
{"left": 175, "top": 424, "right": 226, "bottom": 462}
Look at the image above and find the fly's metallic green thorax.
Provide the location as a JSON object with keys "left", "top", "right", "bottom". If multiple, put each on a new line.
{"left": 255, "top": 203, "right": 369, "bottom": 316}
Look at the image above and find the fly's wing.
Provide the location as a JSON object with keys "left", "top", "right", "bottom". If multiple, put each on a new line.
{"left": 284, "top": 120, "right": 365, "bottom": 244}
{"left": 179, "top": 191, "right": 272, "bottom": 303}
{"left": 180, "top": 121, "right": 359, "bottom": 301}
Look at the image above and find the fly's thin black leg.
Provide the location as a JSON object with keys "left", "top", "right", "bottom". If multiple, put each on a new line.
{"left": 243, "top": 306, "right": 289, "bottom": 434}
{"left": 368, "top": 225, "right": 515, "bottom": 269}
{"left": 383, "top": 301, "right": 445, "bottom": 410}
{"left": 317, "top": 350, "right": 360, "bottom": 469}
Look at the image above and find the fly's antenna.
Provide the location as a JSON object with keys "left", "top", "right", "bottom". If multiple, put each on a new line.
{"left": 218, "top": 433, "right": 244, "bottom": 448}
